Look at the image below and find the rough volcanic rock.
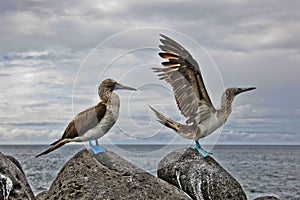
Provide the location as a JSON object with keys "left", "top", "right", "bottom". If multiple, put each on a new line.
{"left": 157, "top": 148, "right": 247, "bottom": 200}
{"left": 40, "top": 149, "right": 192, "bottom": 200}
{"left": 253, "top": 196, "right": 280, "bottom": 200}
{"left": 36, "top": 191, "right": 47, "bottom": 200}
{"left": 0, "top": 152, "right": 35, "bottom": 200}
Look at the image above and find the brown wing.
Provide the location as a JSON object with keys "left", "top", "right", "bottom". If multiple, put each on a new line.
{"left": 51, "top": 102, "right": 107, "bottom": 144}
{"left": 152, "top": 34, "right": 215, "bottom": 123}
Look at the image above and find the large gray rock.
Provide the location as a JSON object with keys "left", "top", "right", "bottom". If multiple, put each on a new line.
{"left": 40, "top": 149, "right": 192, "bottom": 200}
{"left": 0, "top": 152, "right": 35, "bottom": 200}
{"left": 157, "top": 148, "right": 247, "bottom": 200}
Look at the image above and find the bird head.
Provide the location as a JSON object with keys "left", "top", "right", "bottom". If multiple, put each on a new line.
{"left": 223, "top": 87, "right": 256, "bottom": 102}
{"left": 99, "top": 78, "right": 136, "bottom": 91}
{"left": 98, "top": 78, "right": 136, "bottom": 100}
{"left": 220, "top": 87, "right": 256, "bottom": 116}
{"left": 234, "top": 87, "right": 256, "bottom": 96}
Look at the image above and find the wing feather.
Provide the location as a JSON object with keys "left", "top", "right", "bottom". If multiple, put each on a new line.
{"left": 59, "top": 102, "right": 107, "bottom": 141}
{"left": 153, "top": 34, "right": 215, "bottom": 123}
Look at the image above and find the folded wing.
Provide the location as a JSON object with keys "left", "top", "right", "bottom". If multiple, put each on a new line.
{"left": 58, "top": 102, "right": 107, "bottom": 142}
{"left": 35, "top": 102, "right": 107, "bottom": 157}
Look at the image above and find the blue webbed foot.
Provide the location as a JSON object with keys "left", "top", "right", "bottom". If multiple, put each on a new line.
{"left": 89, "top": 139, "right": 105, "bottom": 154}
{"left": 195, "top": 141, "right": 209, "bottom": 157}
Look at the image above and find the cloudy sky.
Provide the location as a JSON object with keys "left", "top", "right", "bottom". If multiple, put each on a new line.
{"left": 0, "top": 0, "right": 299, "bottom": 145}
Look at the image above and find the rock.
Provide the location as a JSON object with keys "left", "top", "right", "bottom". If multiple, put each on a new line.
{"left": 0, "top": 152, "right": 35, "bottom": 200}
{"left": 6, "top": 156, "right": 25, "bottom": 175}
{"left": 157, "top": 148, "right": 247, "bottom": 200}
{"left": 41, "top": 149, "right": 192, "bottom": 199}
{"left": 253, "top": 196, "right": 280, "bottom": 200}
{"left": 36, "top": 191, "right": 48, "bottom": 200}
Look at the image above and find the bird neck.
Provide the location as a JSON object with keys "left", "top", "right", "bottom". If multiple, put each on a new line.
{"left": 107, "top": 92, "right": 120, "bottom": 121}
{"left": 217, "top": 94, "right": 234, "bottom": 121}
{"left": 108, "top": 92, "right": 120, "bottom": 106}
{"left": 99, "top": 89, "right": 120, "bottom": 104}
{"left": 99, "top": 88, "right": 113, "bottom": 102}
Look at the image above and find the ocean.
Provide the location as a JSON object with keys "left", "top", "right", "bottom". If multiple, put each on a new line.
{"left": 0, "top": 145, "right": 299, "bottom": 200}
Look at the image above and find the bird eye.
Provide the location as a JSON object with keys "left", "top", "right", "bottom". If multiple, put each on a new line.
{"left": 236, "top": 88, "right": 242, "bottom": 95}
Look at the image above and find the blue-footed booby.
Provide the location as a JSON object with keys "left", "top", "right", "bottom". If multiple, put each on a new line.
{"left": 36, "top": 78, "right": 136, "bottom": 157}
{"left": 150, "top": 34, "right": 255, "bottom": 157}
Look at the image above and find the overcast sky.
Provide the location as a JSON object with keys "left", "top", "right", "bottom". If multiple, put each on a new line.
{"left": 0, "top": 0, "right": 299, "bottom": 145}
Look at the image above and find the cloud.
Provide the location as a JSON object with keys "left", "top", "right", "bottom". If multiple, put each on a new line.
{"left": 233, "top": 104, "right": 272, "bottom": 118}
{"left": 1, "top": 0, "right": 299, "bottom": 51}
{"left": 0, "top": 0, "right": 299, "bottom": 144}
{"left": 219, "top": 130, "right": 300, "bottom": 144}
{"left": 117, "top": 1, "right": 300, "bottom": 53}
{"left": 0, "top": 126, "right": 60, "bottom": 143}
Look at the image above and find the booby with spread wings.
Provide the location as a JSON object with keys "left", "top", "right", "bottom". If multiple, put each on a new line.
{"left": 150, "top": 35, "right": 255, "bottom": 157}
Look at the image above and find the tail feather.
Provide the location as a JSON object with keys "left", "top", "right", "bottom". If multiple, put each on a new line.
{"left": 149, "top": 105, "right": 180, "bottom": 132}
{"left": 50, "top": 139, "right": 61, "bottom": 146}
{"left": 36, "top": 139, "right": 69, "bottom": 158}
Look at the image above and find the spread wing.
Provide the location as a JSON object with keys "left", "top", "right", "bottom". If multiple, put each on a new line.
{"left": 52, "top": 102, "right": 107, "bottom": 144}
{"left": 152, "top": 34, "right": 215, "bottom": 124}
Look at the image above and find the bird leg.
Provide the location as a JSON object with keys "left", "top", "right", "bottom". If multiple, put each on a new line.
{"left": 195, "top": 141, "right": 209, "bottom": 157}
{"left": 88, "top": 138, "right": 105, "bottom": 154}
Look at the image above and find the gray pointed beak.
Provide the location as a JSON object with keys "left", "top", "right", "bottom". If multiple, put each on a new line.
{"left": 236, "top": 87, "right": 256, "bottom": 95}
{"left": 114, "top": 82, "right": 136, "bottom": 91}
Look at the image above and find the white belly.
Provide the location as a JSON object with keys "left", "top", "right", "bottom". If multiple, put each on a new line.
{"left": 198, "top": 112, "right": 223, "bottom": 138}
{"left": 82, "top": 108, "right": 118, "bottom": 141}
